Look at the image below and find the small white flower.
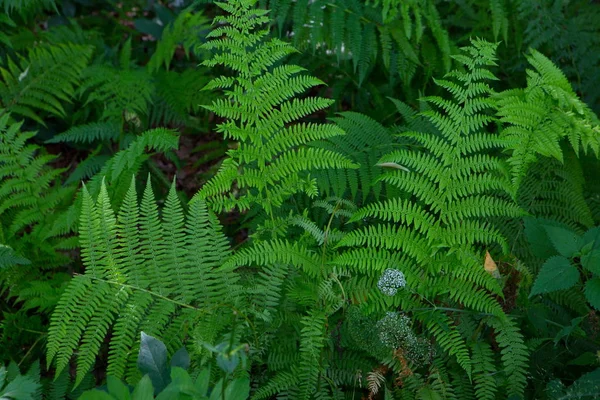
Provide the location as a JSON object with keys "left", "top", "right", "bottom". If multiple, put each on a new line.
{"left": 377, "top": 268, "right": 406, "bottom": 296}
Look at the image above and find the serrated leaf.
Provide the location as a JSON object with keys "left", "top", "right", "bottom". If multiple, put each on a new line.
{"left": 0, "top": 375, "right": 42, "bottom": 400}
{"left": 582, "top": 250, "right": 600, "bottom": 275}
{"left": 582, "top": 227, "right": 600, "bottom": 248}
{"left": 585, "top": 278, "right": 600, "bottom": 310}
{"left": 530, "top": 256, "right": 579, "bottom": 297}
{"left": 138, "top": 332, "right": 170, "bottom": 394}
{"left": 524, "top": 217, "right": 557, "bottom": 259}
{"left": 544, "top": 225, "right": 582, "bottom": 258}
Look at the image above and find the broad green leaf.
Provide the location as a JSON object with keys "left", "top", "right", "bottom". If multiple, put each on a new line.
{"left": 524, "top": 217, "right": 557, "bottom": 259}
{"left": 417, "top": 386, "right": 443, "bottom": 400}
{"left": 195, "top": 369, "right": 210, "bottom": 397}
{"left": 582, "top": 227, "right": 600, "bottom": 248}
{"left": 0, "top": 375, "right": 40, "bottom": 400}
{"left": 138, "top": 332, "right": 170, "bottom": 394}
{"left": 224, "top": 378, "right": 250, "bottom": 400}
{"left": 0, "top": 367, "right": 6, "bottom": 390}
{"left": 530, "top": 256, "right": 579, "bottom": 297}
{"left": 544, "top": 226, "right": 582, "bottom": 258}
{"left": 170, "top": 348, "right": 190, "bottom": 370}
{"left": 169, "top": 367, "right": 195, "bottom": 391}
{"left": 568, "top": 352, "right": 599, "bottom": 366}
{"left": 584, "top": 278, "right": 600, "bottom": 310}
{"left": 208, "top": 380, "right": 224, "bottom": 400}
{"left": 581, "top": 250, "right": 600, "bottom": 275}
{"left": 132, "top": 376, "right": 154, "bottom": 400}
{"left": 155, "top": 370, "right": 195, "bottom": 400}
{"left": 107, "top": 376, "right": 131, "bottom": 400}
{"left": 79, "top": 390, "right": 116, "bottom": 400}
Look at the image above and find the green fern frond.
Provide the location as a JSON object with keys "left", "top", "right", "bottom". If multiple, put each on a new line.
{"left": 198, "top": 0, "right": 356, "bottom": 216}
{"left": 0, "top": 244, "right": 30, "bottom": 269}
{"left": 46, "top": 122, "right": 120, "bottom": 144}
{"left": 312, "top": 111, "right": 399, "bottom": 204}
{"left": 0, "top": 0, "right": 56, "bottom": 18}
{"left": 147, "top": 9, "right": 210, "bottom": 73}
{"left": 0, "top": 113, "right": 75, "bottom": 267}
{"left": 79, "top": 65, "right": 153, "bottom": 122}
{"left": 47, "top": 177, "right": 237, "bottom": 384}
{"left": 487, "top": 316, "right": 529, "bottom": 398}
{"left": 496, "top": 49, "right": 600, "bottom": 189}
{"left": 0, "top": 44, "right": 92, "bottom": 124}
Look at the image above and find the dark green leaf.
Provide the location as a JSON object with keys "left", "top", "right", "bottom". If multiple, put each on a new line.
{"left": 170, "top": 347, "right": 190, "bottom": 370}
{"left": 582, "top": 250, "right": 600, "bottom": 275}
{"left": 530, "top": 256, "right": 579, "bottom": 297}
{"left": 544, "top": 225, "right": 582, "bottom": 258}
{"left": 138, "top": 332, "right": 170, "bottom": 394}
{"left": 195, "top": 368, "right": 210, "bottom": 397}
{"left": 524, "top": 217, "right": 557, "bottom": 259}
{"left": 585, "top": 278, "right": 600, "bottom": 310}
{"left": 568, "top": 352, "right": 599, "bottom": 366}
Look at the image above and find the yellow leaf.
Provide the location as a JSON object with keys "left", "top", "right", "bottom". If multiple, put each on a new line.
{"left": 484, "top": 251, "right": 501, "bottom": 278}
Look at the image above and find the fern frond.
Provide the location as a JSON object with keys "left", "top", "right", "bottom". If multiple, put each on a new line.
{"left": 496, "top": 49, "right": 600, "bottom": 189}
{"left": 79, "top": 64, "right": 153, "bottom": 122}
{"left": 47, "top": 177, "right": 237, "bottom": 383}
{"left": 0, "top": 44, "right": 92, "bottom": 124}
{"left": 46, "top": 122, "right": 120, "bottom": 144}
{"left": 199, "top": 0, "right": 356, "bottom": 215}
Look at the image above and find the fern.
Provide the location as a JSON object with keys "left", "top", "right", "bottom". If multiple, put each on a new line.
{"left": 0, "top": 0, "right": 56, "bottom": 19}
{"left": 266, "top": 0, "right": 453, "bottom": 86}
{"left": 47, "top": 177, "right": 239, "bottom": 385}
{"left": 147, "top": 8, "right": 210, "bottom": 73}
{"left": 312, "top": 111, "right": 399, "bottom": 205}
{"left": 198, "top": 0, "right": 356, "bottom": 216}
{"left": 45, "top": 122, "right": 121, "bottom": 145}
{"left": 496, "top": 49, "right": 600, "bottom": 189}
{"left": 0, "top": 244, "right": 30, "bottom": 269}
{"left": 0, "top": 114, "right": 75, "bottom": 272}
{"left": 334, "top": 39, "right": 529, "bottom": 396}
{"left": 0, "top": 44, "right": 92, "bottom": 124}
{"left": 79, "top": 65, "right": 153, "bottom": 122}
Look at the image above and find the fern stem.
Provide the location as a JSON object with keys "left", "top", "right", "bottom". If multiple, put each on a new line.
{"left": 18, "top": 335, "right": 45, "bottom": 367}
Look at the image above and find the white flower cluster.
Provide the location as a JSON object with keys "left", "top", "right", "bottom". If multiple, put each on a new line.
{"left": 377, "top": 268, "right": 406, "bottom": 296}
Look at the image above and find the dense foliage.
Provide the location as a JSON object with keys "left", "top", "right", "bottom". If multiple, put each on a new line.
{"left": 1, "top": 0, "right": 600, "bottom": 399}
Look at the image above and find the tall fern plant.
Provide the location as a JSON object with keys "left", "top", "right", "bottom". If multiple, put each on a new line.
{"left": 198, "top": 0, "right": 356, "bottom": 217}
{"left": 334, "top": 40, "right": 529, "bottom": 398}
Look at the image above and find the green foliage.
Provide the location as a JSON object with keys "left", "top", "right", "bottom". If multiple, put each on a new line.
{"left": 265, "top": 0, "right": 453, "bottom": 86}
{"left": 528, "top": 221, "right": 600, "bottom": 310}
{"left": 496, "top": 49, "right": 600, "bottom": 189}
{"left": 47, "top": 177, "right": 238, "bottom": 385}
{"left": 1, "top": 0, "right": 600, "bottom": 398}
{"left": 198, "top": 0, "right": 356, "bottom": 215}
{"left": 0, "top": 363, "right": 40, "bottom": 400}
{"left": 0, "top": 44, "right": 92, "bottom": 124}
{"left": 80, "top": 333, "right": 249, "bottom": 400}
